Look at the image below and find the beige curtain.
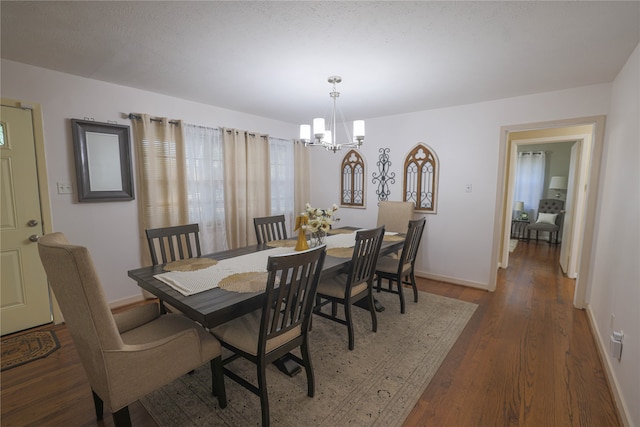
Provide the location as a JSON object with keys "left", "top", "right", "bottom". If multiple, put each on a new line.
{"left": 294, "top": 140, "right": 310, "bottom": 216}
{"left": 223, "top": 128, "right": 271, "bottom": 248}
{"left": 131, "top": 114, "right": 187, "bottom": 267}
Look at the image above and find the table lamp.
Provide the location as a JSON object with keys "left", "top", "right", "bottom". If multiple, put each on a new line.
{"left": 514, "top": 201, "right": 525, "bottom": 219}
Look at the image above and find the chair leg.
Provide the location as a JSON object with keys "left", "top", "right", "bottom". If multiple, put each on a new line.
{"left": 91, "top": 390, "right": 103, "bottom": 420}
{"left": 257, "top": 361, "right": 270, "bottom": 427}
{"left": 211, "top": 357, "right": 227, "bottom": 408}
{"left": 300, "top": 338, "right": 315, "bottom": 397}
{"left": 397, "top": 276, "right": 406, "bottom": 314}
{"left": 410, "top": 272, "right": 418, "bottom": 303}
{"left": 368, "top": 291, "right": 378, "bottom": 333}
{"left": 376, "top": 275, "right": 382, "bottom": 293}
{"left": 345, "top": 301, "right": 355, "bottom": 350}
{"left": 112, "top": 406, "right": 132, "bottom": 427}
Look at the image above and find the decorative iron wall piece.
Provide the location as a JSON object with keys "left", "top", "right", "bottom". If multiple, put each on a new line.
{"left": 340, "top": 150, "right": 365, "bottom": 207}
{"left": 403, "top": 143, "right": 439, "bottom": 213}
{"left": 372, "top": 148, "right": 395, "bottom": 203}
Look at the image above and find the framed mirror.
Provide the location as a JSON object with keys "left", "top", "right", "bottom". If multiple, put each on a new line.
{"left": 71, "top": 119, "right": 134, "bottom": 202}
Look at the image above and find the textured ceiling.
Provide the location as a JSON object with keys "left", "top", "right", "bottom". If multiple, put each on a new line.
{"left": 2, "top": 1, "right": 639, "bottom": 124}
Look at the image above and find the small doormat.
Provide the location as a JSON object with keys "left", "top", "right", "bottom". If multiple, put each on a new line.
{"left": 1, "top": 330, "right": 60, "bottom": 371}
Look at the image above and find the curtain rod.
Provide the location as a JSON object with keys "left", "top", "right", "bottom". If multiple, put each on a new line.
{"left": 128, "top": 113, "right": 180, "bottom": 125}
{"left": 224, "top": 129, "right": 268, "bottom": 138}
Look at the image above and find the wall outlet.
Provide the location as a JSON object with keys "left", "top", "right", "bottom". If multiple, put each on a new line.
{"left": 57, "top": 182, "right": 72, "bottom": 194}
{"left": 465, "top": 184, "right": 472, "bottom": 193}
{"left": 610, "top": 330, "right": 624, "bottom": 360}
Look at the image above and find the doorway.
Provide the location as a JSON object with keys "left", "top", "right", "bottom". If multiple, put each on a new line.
{"left": 489, "top": 116, "right": 606, "bottom": 309}
{"left": 0, "top": 99, "right": 55, "bottom": 334}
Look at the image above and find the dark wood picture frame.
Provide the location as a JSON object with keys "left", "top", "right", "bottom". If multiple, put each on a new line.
{"left": 71, "top": 119, "right": 134, "bottom": 202}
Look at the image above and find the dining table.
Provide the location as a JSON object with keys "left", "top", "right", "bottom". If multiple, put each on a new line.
{"left": 128, "top": 227, "right": 404, "bottom": 327}
{"left": 127, "top": 227, "right": 405, "bottom": 374}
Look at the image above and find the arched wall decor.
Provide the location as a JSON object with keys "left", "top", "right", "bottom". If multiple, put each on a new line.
{"left": 372, "top": 147, "right": 395, "bottom": 203}
{"left": 340, "top": 149, "right": 365, "bottom": 207}
{"left": 403, "top": 143, "right": 439, "bottom": 213}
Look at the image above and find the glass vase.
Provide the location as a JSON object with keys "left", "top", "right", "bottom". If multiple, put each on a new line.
{"left": 310, "top": 231, "right": 326, "bottom": 247}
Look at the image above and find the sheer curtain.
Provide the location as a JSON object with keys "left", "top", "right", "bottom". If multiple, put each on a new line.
{"left": 184, "top": 124, "right": 227, "bottom": 254}
{"left": 131, "top": 114, "right": 187, "bottom": 267}
{"left": 293, "top": 140, "right": 310, "bottom": 218}
{"left": 223, "top": 128, "right": 271, "bottom": 248}
{"left": 514, "top": 151, "right": 546, "bottom": 219}
{"left": 269, "top": 138, "right": 295, "bottom": 234}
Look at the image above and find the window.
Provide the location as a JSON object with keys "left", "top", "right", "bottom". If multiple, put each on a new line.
{"left": 340, "top": 149, "right": 365, "bottom": 207}
{"left": 269, "top": 138, "right": 295, "bottom": 230}
{"left": 403, "top": 143, "right": 439, "bottom": 213}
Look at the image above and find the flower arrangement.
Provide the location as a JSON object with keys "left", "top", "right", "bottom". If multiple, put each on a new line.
{"left": 302, "top": 203, "right": 339, "bottom": 234}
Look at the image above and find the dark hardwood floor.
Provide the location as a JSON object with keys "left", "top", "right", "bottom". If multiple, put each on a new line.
{"left": 1, "top": 241, "right": 621, "bottom": 426}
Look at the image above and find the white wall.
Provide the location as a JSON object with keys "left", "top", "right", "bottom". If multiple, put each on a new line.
{"left": 587, "top": 43, "right": 639, "bottom": 426}
{"left": 3, "top": 47, "right": 637, "bottom": 423}
{"left": 1, "top": 59, "right": 297, "bottom": 304}
{"left": 310, "top": 84, "right": 612, "bottom": 288}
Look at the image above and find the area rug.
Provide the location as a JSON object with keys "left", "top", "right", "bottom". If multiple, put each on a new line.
{"left": 140, "top": 291, "right": 477, "bottom": 427}
{"left": 509, "top": 239, "right": 518, "bottom": 252}
{"left": 1, "top": 330, "right": 60, "bottom": 371}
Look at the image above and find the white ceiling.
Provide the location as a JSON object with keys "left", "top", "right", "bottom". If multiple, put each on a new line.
{"left": 2, "top": 1, "right": 639, "bottom": 124}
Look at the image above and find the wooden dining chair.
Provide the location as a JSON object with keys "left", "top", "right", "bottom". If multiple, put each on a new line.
{"left": 38, "top": 233, "right": 226, "bottom": 427}
{"left": 145, "top": 223, "right": 202, "bottom": 265}
{"left": 253, "top": 215, "right": 288, "bottom": 244}
{"left": 145, "top": 224, "right": 202, "bottom": 312}
{"left": 375, "top": 218, "right": 426, "bottom": 313}
{"left": 313, "top": 226, "right": 385, "bottom": 350}
{"left": 210, "top": 245, "right": 326, "bottom": 427}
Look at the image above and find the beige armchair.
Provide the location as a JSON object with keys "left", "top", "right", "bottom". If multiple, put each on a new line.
{"left": 37, "top": 233, "right": 226, "bottom": 427}
{"left": 376, "top": 201, "right": 415, "bottom": 233}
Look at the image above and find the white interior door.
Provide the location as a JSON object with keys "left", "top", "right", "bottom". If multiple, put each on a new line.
{"left": 1, "top": 104, "right": 51, "bottom": 335}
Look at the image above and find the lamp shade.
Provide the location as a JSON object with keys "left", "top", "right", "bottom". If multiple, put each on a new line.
{"left": 549, "top": 176, "right": 568, "bottom": 190}
{"left": 514, "top": 201, "right": 524, "bottom": 211}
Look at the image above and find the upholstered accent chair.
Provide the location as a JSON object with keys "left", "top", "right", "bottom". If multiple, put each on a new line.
{"left": 376, "top": 201, "right": 415, "bottom": 233}
{"left": 375, "top": 218, "right": 426, "bottom": 313}
{"left": 313, "top": 226, "right": 385, "bottom": 350}
{"left": 38, "top": 233, "right": 226, "bottom": 427}
{"left": 211, "top": 246, "right": 326, "bottom": 427}
{"left": 526, "top": 199, "right": 565, "bottom": 244}
{"left": 254, "top": 215, "right": 288, "bottom": 244}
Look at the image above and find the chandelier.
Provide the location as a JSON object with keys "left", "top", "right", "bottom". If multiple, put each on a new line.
{"left": 299, "top": 76, "right": 365, "bottom": 153}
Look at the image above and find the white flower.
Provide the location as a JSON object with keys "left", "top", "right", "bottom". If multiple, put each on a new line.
{"left": 301, "top": 203, "right": 339, "bottom": 233}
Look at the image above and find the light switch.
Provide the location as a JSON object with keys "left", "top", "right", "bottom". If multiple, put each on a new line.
{"left": 465, "top": 184, "right": 472, "bottom": 193}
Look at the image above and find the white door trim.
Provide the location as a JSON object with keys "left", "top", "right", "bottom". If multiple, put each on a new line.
{"left": 490, "top": 115, "right": 606, "bottom": 309}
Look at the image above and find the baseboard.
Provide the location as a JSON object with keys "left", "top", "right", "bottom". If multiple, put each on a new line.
{"left": 585, "top": 305, "right": 631, "bottom": 427}
{"left": 108, "top": 293, "right": 147, "bottom": 310}
{"left": 414, "top": 270, "right": 488, "bottom": 290}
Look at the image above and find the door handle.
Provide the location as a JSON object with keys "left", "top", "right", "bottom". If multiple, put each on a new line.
{"left": 29, "top": 234, "right": 40, "bottom": 242}
{"left": 27, "top": 219, "right": 39, "bottom": 227}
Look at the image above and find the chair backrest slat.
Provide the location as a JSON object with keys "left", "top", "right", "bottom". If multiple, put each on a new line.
{"left": 145, "top": 224, "right": 202, "bottom": 265}
{"left": 254, "top": 215, "right": 288, "bottom": 244}
{"left": 258, "top": 246, "right": 326, "bottom": 352}
{"left": 400, "top": 218, "right": 427, "bottom": 268}
{"left": 349, "top": 226, "right": 385, "bottom": 288}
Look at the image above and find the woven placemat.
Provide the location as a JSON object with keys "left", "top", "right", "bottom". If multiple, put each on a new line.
{"left": 327, "top": 228, "right": 355, "bottom": 235}
{"left": 383, "top": 234, "right": 404, "bottom": 242}
{"left": 327, "top": 247, "right": 354, "bottom": 258}
{"left": 265, "top": 240, "right": 297, "bottom": 248}
{"left": 218, "top": 271, "right": 269, "bottom": 293}
{"left": 164, "top": 258, "right": 218, "bottom": 272}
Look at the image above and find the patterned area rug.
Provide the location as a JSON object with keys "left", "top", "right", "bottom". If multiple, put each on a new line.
{"left": 140, "top": 291, "right": 477, "bottom": 427}
{"left": 510, "top": 239, "right": 518, "bottom": 252}
{"left": 1, "top": 330, "right": 60, "bottom": 371}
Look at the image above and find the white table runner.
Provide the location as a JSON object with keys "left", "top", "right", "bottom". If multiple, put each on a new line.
{"left": 153, "top": 232, "right": 365, "bottom": 296}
